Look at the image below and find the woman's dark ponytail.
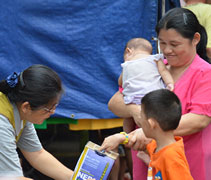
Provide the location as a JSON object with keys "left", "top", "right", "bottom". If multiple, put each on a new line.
{"left": 197, "top": 25, "right": 208, "bottom": 61}
{"left": 0, "top": 80, "right": 11, "bottom": 95}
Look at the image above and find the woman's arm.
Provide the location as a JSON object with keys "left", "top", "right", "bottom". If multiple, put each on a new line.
{"left": 108, "top": 91, "right": 131, "bottom": 117}
{"left": 108, "top": 91, "right": 141, "bottom": 122}
{"left": 174, "top": 113, "right": 211, "bottom": 136}
{"left": 99, "top": 133, "right": 126, "bottom": 151}
{"left": 21, "top": 148, "right": 73, "bottom": 180}
{"left": 0, "top": 177, "right": 33, "bottom": 180}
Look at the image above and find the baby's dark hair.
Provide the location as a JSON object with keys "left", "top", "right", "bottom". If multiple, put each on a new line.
{"left": 141, "top": 89, "right": 181, "bottom": 131}
{"left": 0, "top": 64, "right": 63, "bottom": 110}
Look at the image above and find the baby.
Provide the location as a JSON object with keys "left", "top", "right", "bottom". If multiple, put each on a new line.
{"left": 118, "top": 38, "right": 174, "bottom": 133}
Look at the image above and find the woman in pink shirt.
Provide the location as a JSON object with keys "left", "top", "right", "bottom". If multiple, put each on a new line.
{"left": 107, "top": 8, "right": 211, "bottom": 180}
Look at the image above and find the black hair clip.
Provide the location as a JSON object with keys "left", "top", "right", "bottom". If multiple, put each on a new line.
{"left": 183, "top": 13, "right": 188, "bottom": 25}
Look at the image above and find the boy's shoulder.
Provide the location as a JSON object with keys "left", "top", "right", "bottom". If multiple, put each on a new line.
{"left": 147, "top": 136, "right": 185, "bottom": 158}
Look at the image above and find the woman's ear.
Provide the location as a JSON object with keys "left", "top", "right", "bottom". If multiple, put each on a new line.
{"left": 192, "top": 32, "right": 201, "bottom": 46}
{"left": 21, "top": 102, "right": 31, "bottom": 113}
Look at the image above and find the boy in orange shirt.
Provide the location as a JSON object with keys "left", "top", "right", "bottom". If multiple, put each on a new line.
{"left": 100, "top": 89, "right": 193, "bottom": 180}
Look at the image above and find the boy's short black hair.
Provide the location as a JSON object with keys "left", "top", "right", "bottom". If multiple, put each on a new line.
{"left": 141, "top": 89, "right": 181, "bottom": 131}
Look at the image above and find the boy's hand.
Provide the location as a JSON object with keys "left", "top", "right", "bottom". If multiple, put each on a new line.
{"left": 127, "top": 128, "right": 152, "bottom": 151}
{"left": 99, "top": 133, "right": 125, "bottom": 151}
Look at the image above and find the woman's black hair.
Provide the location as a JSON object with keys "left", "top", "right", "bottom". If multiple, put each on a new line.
{"left": 156, "top": 8, "right": 208, "bottom": 62}
{"left": 0, "top": 64, "right": 63, "bottom": 110}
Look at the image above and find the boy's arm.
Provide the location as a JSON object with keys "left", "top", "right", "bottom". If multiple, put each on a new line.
{"left": 118, "top": 73, "right": 123, "bottom": 87}
{"left": 156, "top": 59, "right": 174, "bottom": 91}
{"left": 100, "top": 128, "right": 152, "bottom": 152}
{"left": 127, "top": 128, "right": 152, "bottom": 151}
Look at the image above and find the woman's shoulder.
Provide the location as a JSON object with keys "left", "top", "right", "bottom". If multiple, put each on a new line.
{"left": 0, "top": 114, "right": 12, "bottom": 127}
{"left": 184, "top": 55, "right": 211, "bottom": 87}
{"left": 0, "top": 114, "right": 15, "bottom": 141}
{"left": 190, "top": 55, "right": 211, "bottom": 72}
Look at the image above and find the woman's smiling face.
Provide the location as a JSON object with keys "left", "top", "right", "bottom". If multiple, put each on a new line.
{"left": 158, "top": 28, "right": 198, "bottom": 67}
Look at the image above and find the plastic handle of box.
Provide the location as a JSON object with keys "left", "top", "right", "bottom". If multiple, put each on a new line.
{"left": 95, "top": 150, "right": 106, "bottom": 157}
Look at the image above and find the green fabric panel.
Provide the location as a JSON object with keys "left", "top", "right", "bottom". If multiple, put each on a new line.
{"left": 34, "top": 118, "right": 78, "bottom": 129}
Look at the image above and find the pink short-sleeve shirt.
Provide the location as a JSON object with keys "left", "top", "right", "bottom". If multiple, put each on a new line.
{"left": 174, "top": 54, "right": 211, "bottom": 180}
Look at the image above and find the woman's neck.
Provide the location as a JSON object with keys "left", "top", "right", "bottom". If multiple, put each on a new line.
{"left": 169, "top": 64, "right": 189, "bottom": 82}
{"left": 168, "top": 55, "right": 195, "bottom": 82}
{"left": 16, "top": 102, "right": 24, "bottom": 120}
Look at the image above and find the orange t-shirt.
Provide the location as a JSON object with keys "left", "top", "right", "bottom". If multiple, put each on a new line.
{"left": 146, "top": 136, "right": 193, "bottom": 180}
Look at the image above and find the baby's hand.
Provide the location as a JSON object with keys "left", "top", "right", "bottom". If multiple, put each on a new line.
{"left": 99, "top": 133, "right": 125, "bottom": 152}
{"left": 166, "top": 83, "right": 174, "bottom": 91}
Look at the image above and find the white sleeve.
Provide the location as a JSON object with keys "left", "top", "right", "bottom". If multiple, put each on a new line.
{"left": 0, "top": 115, "right": 23, "bottom": 176}
{"left": 152, "top": 54, "right": 164, "bottom": 61}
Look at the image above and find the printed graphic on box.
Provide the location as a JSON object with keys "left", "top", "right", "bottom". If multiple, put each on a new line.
{"left": 72, "top": 141, "right": 118, "bottom": 180}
